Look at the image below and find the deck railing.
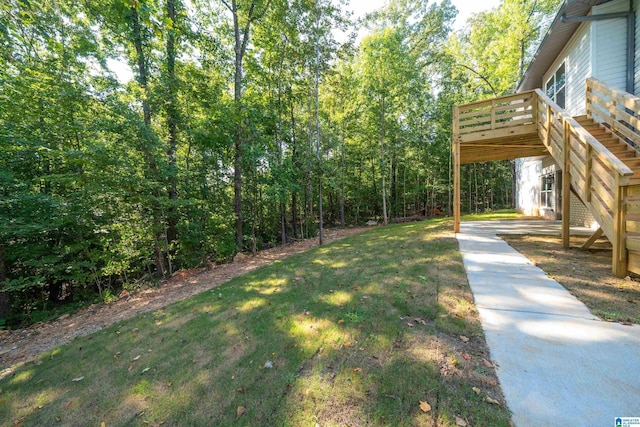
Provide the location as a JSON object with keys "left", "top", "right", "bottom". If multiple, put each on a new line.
{"left": 587, "top": 77, "right": 640, "bottom": 149}
{"left": 535, "top": 89, "right": 633, "bottom": 275}
{"left": 453, "top": 91, "right": 536, "bottom": 140}
{"left": 586, "top": 77, "right": 640, "bottom": 274}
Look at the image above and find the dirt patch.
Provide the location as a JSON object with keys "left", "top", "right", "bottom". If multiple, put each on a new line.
{"left": 501, "top": 234, "right": 640, "bottom": 324}
{"left": 0, "top": 227, "right": 366, "bottom": 370}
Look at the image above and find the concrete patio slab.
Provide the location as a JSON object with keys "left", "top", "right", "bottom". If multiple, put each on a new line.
{"left": 457, "top": 220, "right": 640, "bottom": 427}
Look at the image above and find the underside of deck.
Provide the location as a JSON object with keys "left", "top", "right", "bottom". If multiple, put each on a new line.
{"left": 459, "top": 124, "right": 546, "bottom": 164}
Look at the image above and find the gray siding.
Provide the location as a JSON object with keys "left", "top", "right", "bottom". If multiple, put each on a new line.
{"left": 635, "top": 0, "right": 640, "bottom": 94}
{"left": 592, "top": 0, "right": 629, "bottom": 91}
{"left": 543, "top": 23, "right": 591, "bottom": 116}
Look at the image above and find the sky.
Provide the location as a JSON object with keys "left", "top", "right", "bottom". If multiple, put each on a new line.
{"left": 348, "top": 0, "right": 502, "bottom": 30}
{"left": 109, "top": 0, "right": 502, "bottom": 83}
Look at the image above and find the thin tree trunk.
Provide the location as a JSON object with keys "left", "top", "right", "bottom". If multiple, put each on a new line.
{"left": 314, "top": 22, "right": 323, "bottom": 245}
{"left": 340, "top": 135, "right": 346, "bottom": 227}
{"left": 403, "top": 163, "right": 406, "bottom": 218}
{"left": 131, "top": 4, "right": 166, "bottom": 277}
{"left": 232, "top": 0, "right": 244, "bottom": 251}
{"left": 0, "top": 244, "right": 10, "bottom": 319}
{"left": 380, "top": 95, "right": 388, "bottom": 225}
{"left": 165, "top": 0, "right": 178, "bottom": 274}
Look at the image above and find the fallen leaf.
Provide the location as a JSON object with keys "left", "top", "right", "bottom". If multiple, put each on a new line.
{"left": 71, "top": 377, "right": 84, "bottom": 382}
{"left": 482, "top": 358, "right": 493, "bottom": 368}
{"left": 338, "top": 319, "right": 344, "bottom": 324}
{"left": 481, "top": 378, "right": 497, "bottom": 386}
{"left": 63, "top": 400, "right": 75, "bottom": 409}
{"left": 132, "top": 355, "right": 141, "bottom": 361}
{"left": 461, "top": 353, "right": 472, "bottom": 362}
{"left": 455, "top": 417, "right": 467, "bottom": 426}
{"left": 419, "top": 400, "right": 431, "bottom": 412}
{"left": 353, "top": 367, "right": 362, "bottom": 373}
{"left": 141, "top": 367, "right": 150, "bottom": 374}
{"left": 485, "top": 396, "right": 500, "bottom": 405}
{"left": 407, "top": 323, "right": 414, "bottom": 328}
{"left": 459, "top": 335, "right": 469, "bottom": 343}
{"left": 236, "top": 406, "right": 246, "bottom": 418}
{"left": 472, "top": 387, "right": 481, "bottom": 395}
{"left": 414, "top": 318, "right": 427, "bottom": 325}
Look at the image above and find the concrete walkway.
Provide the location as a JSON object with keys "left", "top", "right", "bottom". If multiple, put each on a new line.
{"left": 457, "top": 221, "right": 640, "bottom": 427}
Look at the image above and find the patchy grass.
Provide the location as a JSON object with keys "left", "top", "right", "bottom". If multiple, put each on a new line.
{"left": 460, "top": 209, "right": 524, "bottom": 221}
{"left": 502, "top": 234, "right": 640, "bottom": 324}
{"left": 1, "top": 220, "right": 511, "bottom": 426}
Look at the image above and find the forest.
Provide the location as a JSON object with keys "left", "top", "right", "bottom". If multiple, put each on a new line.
{"left": 0, "top": 0, "right": 560, "bottom": 326}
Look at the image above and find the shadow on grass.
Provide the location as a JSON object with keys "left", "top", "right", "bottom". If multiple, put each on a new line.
{"left": 1, "top": 221, "right": 511, "bottom": 427}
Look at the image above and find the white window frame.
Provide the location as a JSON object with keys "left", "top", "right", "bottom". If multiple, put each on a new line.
{"left": 545, "top": 62, "right": 566, "bottom": 109}
{"left": 540, "top": 173, "right": 554, "bottom": 209}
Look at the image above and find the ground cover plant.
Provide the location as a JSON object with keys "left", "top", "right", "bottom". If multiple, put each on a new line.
{"left": 502, "top": 234, "right": 640, "bottom": 324}
{"left": 0, "top": 220, "right": 511, "bottom": 426}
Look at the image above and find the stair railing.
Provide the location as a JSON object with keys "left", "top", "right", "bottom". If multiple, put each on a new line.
{"left": 536, "top": 88, "right": 632, "bottom": 275}
{"left": 587, "top": 77, "right": 640, "bottom": 149}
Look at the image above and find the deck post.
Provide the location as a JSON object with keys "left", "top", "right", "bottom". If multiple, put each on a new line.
{"left": 586, "top": 80, "right": 592, "bottom": 118}
{"left": 562, "top": 120, "right": 571, "bottom": 248}
{"left": 546, "top": 104, "right": 552, "bottom": 148}
{"left": 453, "top": 107, "right": 461, "bottom": 233}
{"left": 453, "top": 138, "right": 461, "bottom": 233}
{"left": 612, "top": 174, "right": 628, "bottom": 277}
{"left": 585, "top": 145, "right": 592, "bottom": 202}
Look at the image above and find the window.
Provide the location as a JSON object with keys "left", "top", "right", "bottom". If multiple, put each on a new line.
{"left": 545, "top": 63, "right": 566, "bottom": 109}
{"left": 540, "top": 173, "right": 554, "bottom": 209}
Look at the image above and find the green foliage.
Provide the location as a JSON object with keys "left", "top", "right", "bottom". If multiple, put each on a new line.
{"left": 0, "top": 0, "right": 557, "bottom": 326}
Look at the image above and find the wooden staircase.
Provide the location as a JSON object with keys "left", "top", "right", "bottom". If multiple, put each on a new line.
{"left": 574, "top": 116, "right": 640, "bottom": 183}
{"left": 453, "top": 77, "right": 640, "bottom": 277}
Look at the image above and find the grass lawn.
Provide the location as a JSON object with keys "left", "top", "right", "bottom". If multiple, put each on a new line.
{"left": 460, "top": 209, "right": 522, "bottom": 221}
{"left": 0, "top": 220, "right": 511, "bottom": 426}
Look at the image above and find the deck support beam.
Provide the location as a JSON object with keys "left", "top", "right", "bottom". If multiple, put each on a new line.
{"left": 453, "top": 106, "right": 461, "bottom": 234}
{"left": 562, "top": 120, "right": 571, "bottom": 249}
{"left": 580, "top": 227, "right": 603, "bottom": 250}
{"left": 453, "top": 138, "right": 460, "bottom": 233}
{"left": 613, "top": 175, "right": 628, "bottom": 277}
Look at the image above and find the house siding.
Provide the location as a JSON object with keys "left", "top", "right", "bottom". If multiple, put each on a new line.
{"left": 542, "top": 23, "right": 591, "bottom": 116}
{"left": 591, "top": 0, "right": 629, "bottom": 92}
{"left": 570, "top": 192, "right": 597, "bottom": 228}
{"left": 515, "top": 157, "right": 542, "bottom": 216}
{"left": 635, "top": 0, "right": 640, "bottom": 94}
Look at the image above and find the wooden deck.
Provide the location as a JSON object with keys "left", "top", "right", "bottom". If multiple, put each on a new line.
{"left": 453, "top": 78, "right": 640, "bottom": 278}
{"left": 455, "top": 91, "right": 547, "bottom": 163}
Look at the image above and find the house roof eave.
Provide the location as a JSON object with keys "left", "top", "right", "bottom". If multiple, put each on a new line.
{"left": 517, "top": 0, "right": 614, "bottom": 92}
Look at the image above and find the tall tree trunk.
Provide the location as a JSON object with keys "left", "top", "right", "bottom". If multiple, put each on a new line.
{"left": 314, "top": 27, "right": 323, "bottom": 245}
{"left": 391, "top": 142, "right": 397, "bottom": 218}
{"left": 380, "top": 95, "right": 388, "bottom": 225}
{"left": 232, "top": 0, "right": 244, "bottom": 251}
{"left": 290, "top": 102, "right": 299, "bottom": 239}
{"left": 165, "top": 0, "right": 178, "bottom": 274}
{"left": 340, "top": 135, "right": 346, "bottom": 227}
{"left": 131, "top": 4, "right": 166, "bottom": 277}
{"left": 0, "top": 244, "right": 10, "bottom": 319}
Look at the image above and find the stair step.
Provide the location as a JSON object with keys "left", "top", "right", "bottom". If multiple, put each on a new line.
{"left": 573, "top": 115, "right": 591, "bottom": 123}
{"left": 622, "top": 158, "right": 640, "bottom": 168}
{"left": 606, "top": 146, "right": 637, "bottom": 156}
